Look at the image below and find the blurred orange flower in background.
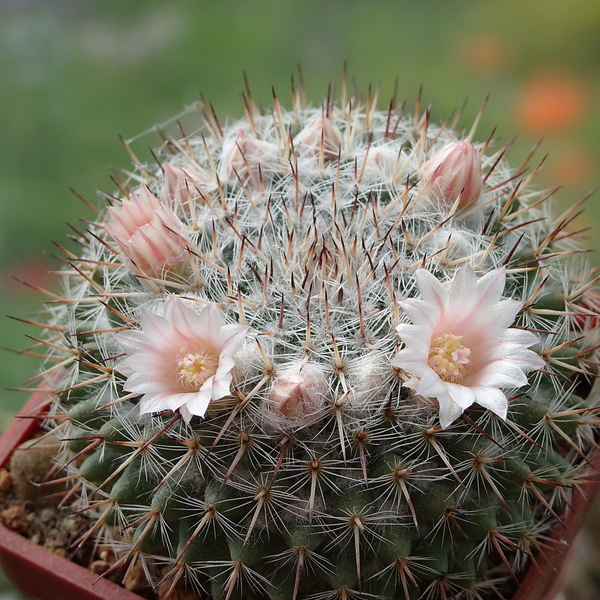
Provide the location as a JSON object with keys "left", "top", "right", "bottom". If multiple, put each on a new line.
{"left": 516, "top": 71, "right": 588, "bottom": 134}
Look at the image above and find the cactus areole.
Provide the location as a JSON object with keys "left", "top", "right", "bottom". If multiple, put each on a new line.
{"left": 2, "top": 79, "right": 600, "bottom": 600}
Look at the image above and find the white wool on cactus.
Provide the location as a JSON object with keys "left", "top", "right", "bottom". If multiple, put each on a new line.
{"left": 391, "top": 264, "right": 545, "bottom": 428}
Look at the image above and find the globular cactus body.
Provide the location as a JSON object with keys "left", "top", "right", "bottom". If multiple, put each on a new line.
{"left": 23, "top": 79, "right": 600, "bottom": 600}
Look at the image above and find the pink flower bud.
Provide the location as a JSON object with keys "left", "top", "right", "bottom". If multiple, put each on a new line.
{"left": 220, "top": 129, "right": 279, "bottom": 185}
{"left": 294, "top": 113, "right": 342, "bottom": 161}
{"left": 268, "top": 363, "right": 328, "bottom": 419}
{"left": 106, "top": 187, "right": 190, "bottom": 277}
{"left": 161, "top": 162, "right": 209, "bottom": 207}
{"left": 420, "top": 140, "right": 483, "bottom": 209}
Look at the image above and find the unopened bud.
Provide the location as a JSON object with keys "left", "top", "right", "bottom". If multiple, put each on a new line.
{"left": 268, "top": 363, "right": 328, "bottom": 419}
{"left": 294, "top": 113, "right": 342, "bottom": 161}
{"left": 420, "top": 140, "right": 483, "bottom": 209}
{"left": 220, "top": 129, "right": 279, "bottom": 186}
{"left": 356, "top": 145, "right": 403, "bottom": 186}
{"left": 106, "top": 187, "right": 189, "bottom": 277}
{"left": 161, "top": 162, "right": 210, "bottom": 207}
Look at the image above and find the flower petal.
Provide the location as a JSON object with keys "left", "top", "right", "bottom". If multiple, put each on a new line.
{"left": 398, "top": 298, "right": 441, "bottom": 330}
{"left": 438, "top": 396, "right": 465, "bottom": 429}
{"left": 471, "top": 386, "right": 508, "bottom": 420}
{"left": 414, "top": 269, "right": 448, "bottom": 315}
{"left": 445, "top": 382, "right": 476, "bottom": 410}
{"left": 182, "top": 388, "right": 213, "bottom": 419}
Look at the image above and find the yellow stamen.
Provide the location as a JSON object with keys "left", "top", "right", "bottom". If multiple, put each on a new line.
{"left": 428, "top": 333, "right": 471, "bottom": 383}
{"left": 176, "top": 348, "right": 219, "bottom": 390}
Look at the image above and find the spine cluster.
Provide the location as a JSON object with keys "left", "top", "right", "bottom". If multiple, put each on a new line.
{"left": 19, "top": 80, "right": 600, "bottom": 600}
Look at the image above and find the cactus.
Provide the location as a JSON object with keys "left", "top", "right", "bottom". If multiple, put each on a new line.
{"left": 17, "top": 77, "right": 600, "bottom": 600}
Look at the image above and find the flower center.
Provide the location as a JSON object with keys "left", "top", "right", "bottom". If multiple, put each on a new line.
{"left": 175, "top": 348, "right": 219, "bottom": 390}
{"left": 428, "top": 333, "right": 471, "bottom": 383}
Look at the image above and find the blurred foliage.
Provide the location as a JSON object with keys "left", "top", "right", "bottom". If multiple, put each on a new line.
{"left": 0, "top": 1, "right": 599, "bottom": 594}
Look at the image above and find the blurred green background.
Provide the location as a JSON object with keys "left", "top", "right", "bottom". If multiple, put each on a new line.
{"left": 1, "top": 0, "right": 600, "bottom": 597}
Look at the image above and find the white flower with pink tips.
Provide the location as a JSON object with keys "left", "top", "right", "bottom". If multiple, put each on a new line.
{"left": 392, "top": 265, "right": 544, "bottom": 428}
{"left": 116, "top": 297, "right": 248, "bottom": 423}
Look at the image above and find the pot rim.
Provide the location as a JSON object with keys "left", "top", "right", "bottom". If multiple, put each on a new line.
{"left": 2, "top": 391, "right": 600, "bottom": 600}
{"left": 0, "top": 390, "right": 142, "bottom": 600}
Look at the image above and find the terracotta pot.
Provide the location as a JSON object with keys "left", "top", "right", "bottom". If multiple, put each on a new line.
{"left": 0, "top": 391, "right": 142, "bottom": 600}
{"left": 1, "top": 392, "right": 599, "bottom": 600}
{"left": 512, "top": 444, "right": 600, "bottom": 600}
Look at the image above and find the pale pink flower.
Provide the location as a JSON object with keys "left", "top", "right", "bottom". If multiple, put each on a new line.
{"left": 268, "top": 363, "right": 328, "bottom": 419}
{"left": 391, "top": 265, "right": 544, "bottom": 428}
{"left": 115, "top": 297, "right": 248, "bottom": 422}
{"left": 420, "top": 140, "right": 483, "bottom": 209}
{"left": 106, "top": 186, "right": 189, "bottom": 277}
{"left": 294, "top": 113, "right": 342, "bottom": 161}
